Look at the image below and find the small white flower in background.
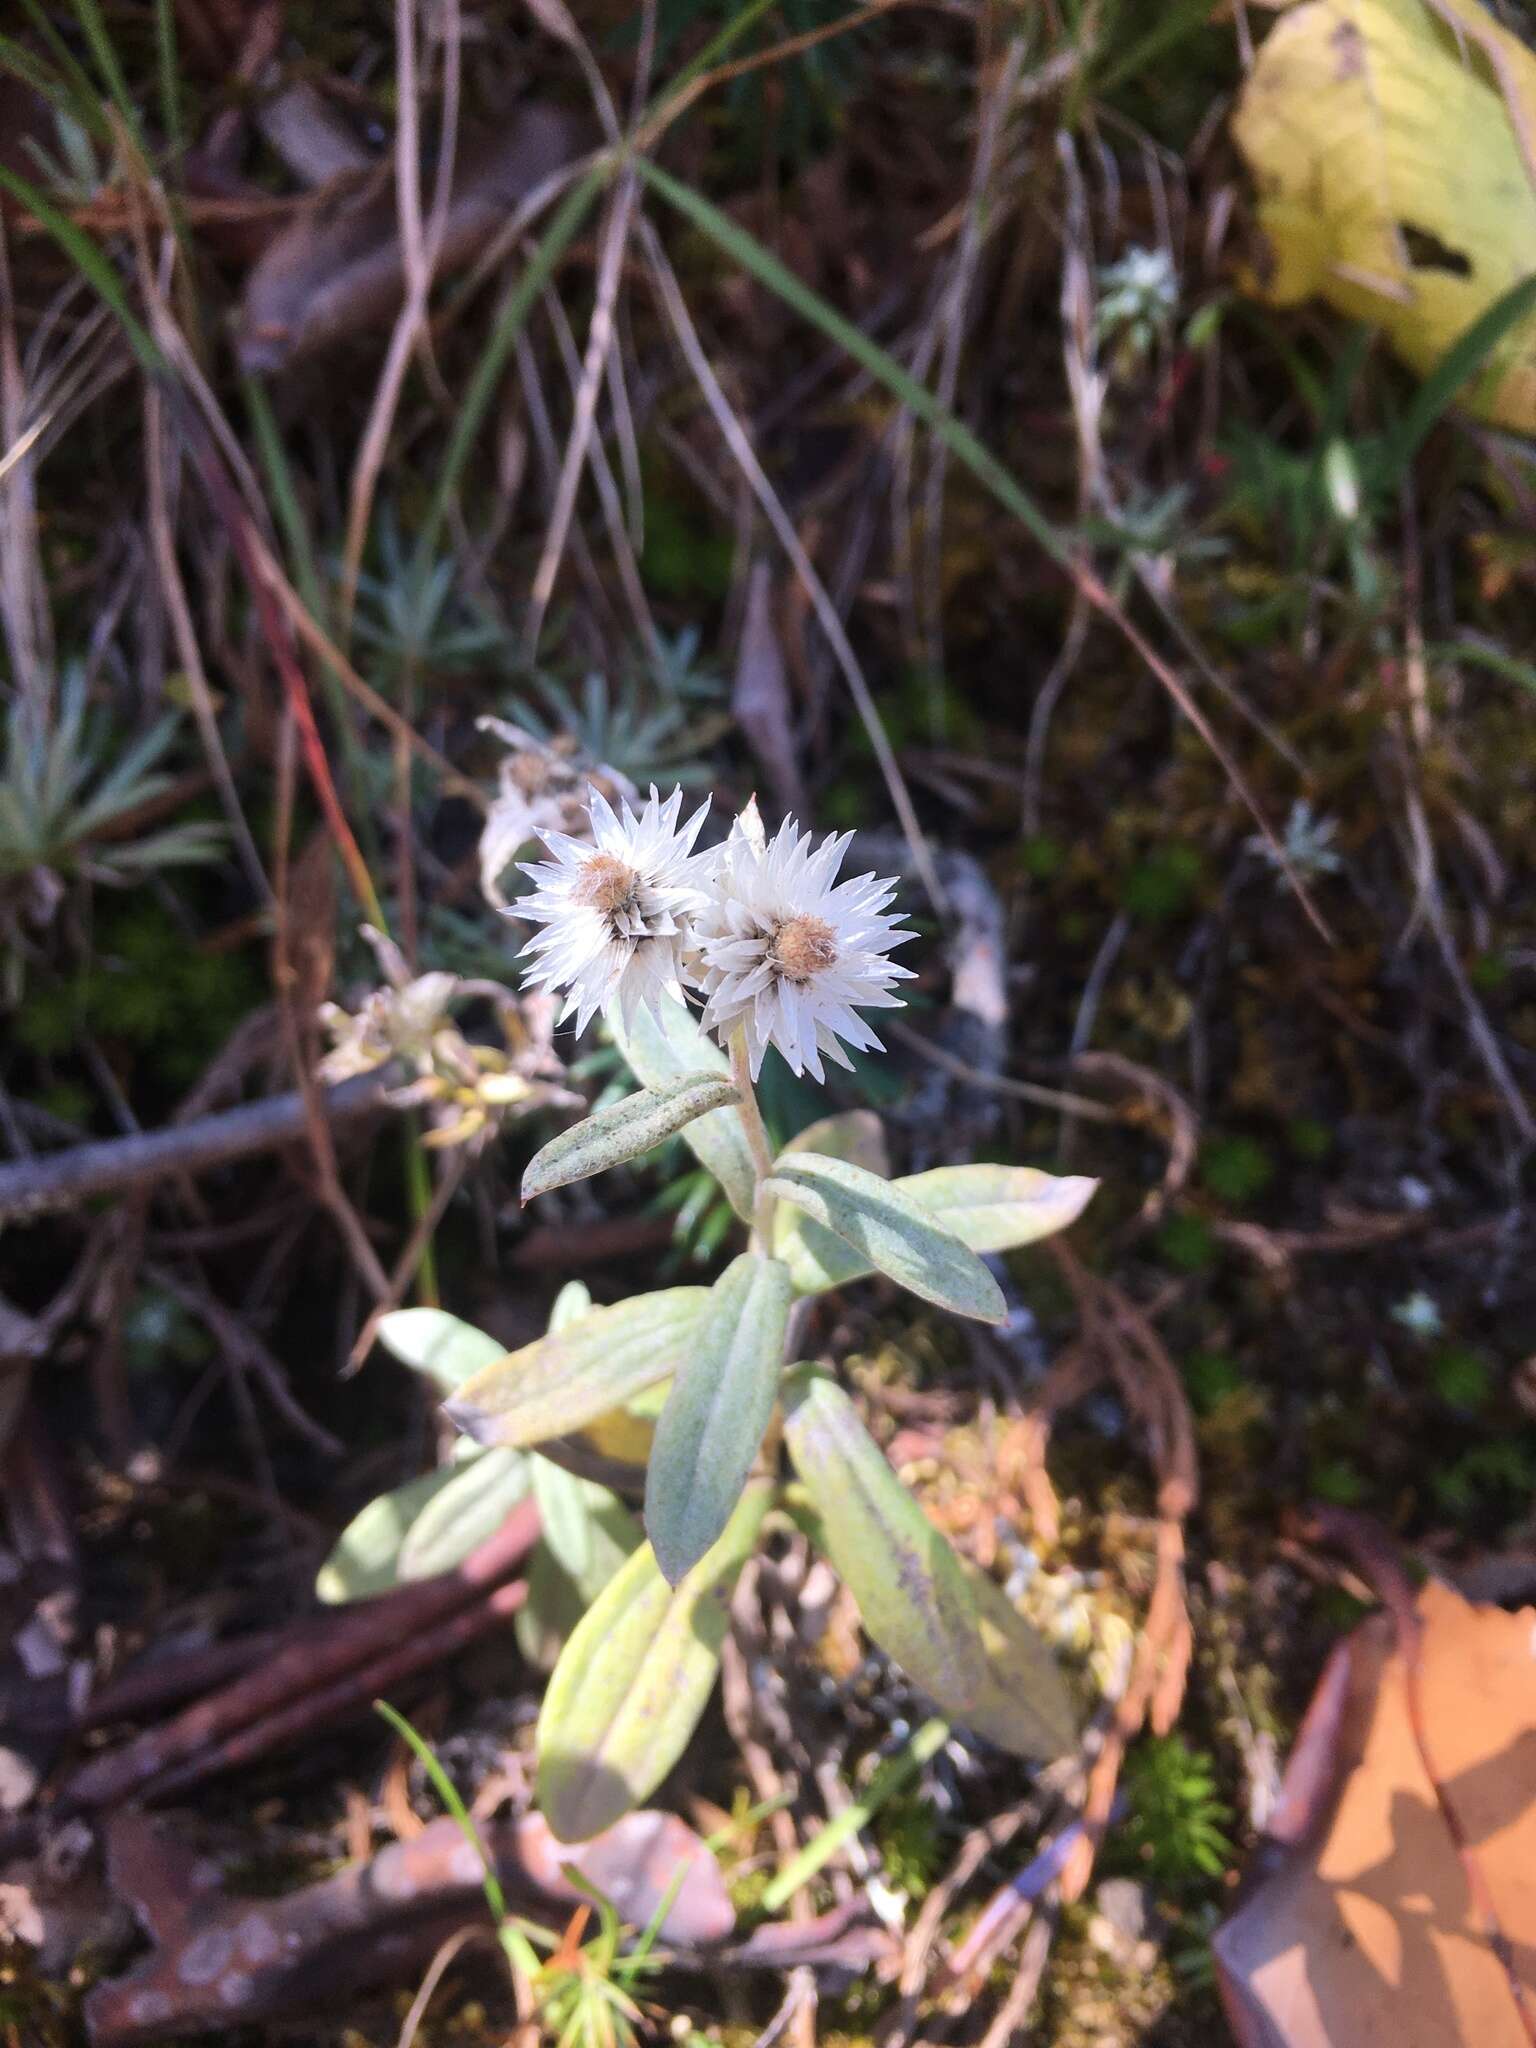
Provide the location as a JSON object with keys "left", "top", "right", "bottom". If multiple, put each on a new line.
{"left": 1392, "top": 1290, "right": 1443, "bottom": 1340}
{"left": 477, "top": 716, "right": 637, "bottom": 910}
{"left": 517, "top": 785, "right": 711, "bottom": 1034}
{"left": 1248, "top": 799, "right": 1343, "bottom": 883}
{"left": 1094, "top": 244, "right": 1179, "bottom": 360}
{"left": 690, "top": 804, "right": 916, "bottom": 1081}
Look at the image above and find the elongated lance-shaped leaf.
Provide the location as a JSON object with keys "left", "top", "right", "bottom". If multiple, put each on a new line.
{"left": 315, "top": 1455, "right": 479, "bottom": 1603}
{"left": 521, "top": 1073, "right": 740, "bottom": 1203}
{"left": 776, "top": 1164, "right": 1097, "bottom": 1295}
{"left": 958, "top": 1562, "right": 1079, "bottom": 1761}
{"left": 536, "top": 1479, "right": 773, "bottom": 1841}
{"left": 783, "top": 1369, "right": 986, "bottom": 1715}
{"left": 375, "top": 1308, "right": 505, "bottom": 1391}
{"left": 645, "top": 1255, "right": 792, "bottom": 1585}
{"left": 606, "top": 993, "right": 757, "bottom": 1221}
{"left": 444, "top": 1289, "right": 709, "bottom": 1450}
{"left": 515, "top": 1491, "right": 643, "bottom": 1673}
{"left": 781, "top": 1109, "right": 890, "bottom": 1176}
{"left": 764, "top": 1154, "right": 1006, "bottom": 1323}
{"left": 532, "top": 1453, "right": 596, "bottom": 1579}
{"left": 396, "top": 1448, "right": 532, "bottom": 1582}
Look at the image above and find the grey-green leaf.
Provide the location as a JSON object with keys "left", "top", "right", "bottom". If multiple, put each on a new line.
{"left": 607, "top": 994, "right": 756, "bottom": 1221}
{"left": 444, "top": 1289, "right": 709, "bottom": 1451}
{"left": 522, "top": 1073, "right": 740, "bottom": 1202}
{"left": 645, "top": 1255, "right": 792, "bottom": 1585}
{"left": 776, "top": 1163, "right": 1097, "bottom": 1295}
{"left": 396, "top": 1447, "right": 532, "bottom": 1581}
{"left": 960, "top": 1564, "right": 1078, "bottom": 1761}
{"left": 764, "top": 1154, "right": 1006, "bottom": 1322}
{"left": 548, "top": 1280, "right": 592, "bottom": 1332}
{"left": 316, "top": 1461, "right": 471, "bottom": 1603}
{"left": 532, "top": 1453, "right": 596, "bottom": 1579}
{"left": 375, "top": 1308, "right": 505, "bottom": 1391}
{"left": 783, "top": 1369, "right": 985, "bottom": 1715}
{"left": 536, "top": 1479, "right": 772, "bottom": 1841}
{"left": 515, "top": 1490, "right": 643, "bottom": 1671}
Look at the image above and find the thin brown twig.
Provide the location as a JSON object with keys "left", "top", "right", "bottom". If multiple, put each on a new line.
{"left": 0, "top": 1072, "right": 395, "bottom": 1224}
{"left": 639, "top": 217, "right": 948, "bottom": 916}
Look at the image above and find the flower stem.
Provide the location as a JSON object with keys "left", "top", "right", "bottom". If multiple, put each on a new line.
{"left": 728, "top": 1027, "right": 778, "bottom": 1246}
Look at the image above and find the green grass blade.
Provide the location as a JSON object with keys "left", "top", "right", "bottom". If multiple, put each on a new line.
{"left": 153, "top": 0, "right": 184, "bottom": 164}
{"left": 16, "top": 1, "right": 112, "bottom": 142}
{"left": 1094, "top": 0, "right": 1221, "bottom": 95}
{"left": 1385, "top": 271, "right": 1536, "bottom": 473}
{"left": 373, "top": 1697, "right": 511, "bottom": 1923}
{"left": 636, "top": 159, "right": 1074, "bottom": 574}
{"left": 66, "top": 0, "right": 144, "bottom": 149}
{"left": 1423, "top": 639, "right": 1536, "bottom": 699}
{"left": 0, "top": 166, "right": 161, "bottom": 371}
{"left": 761, "top": 1715, "right": 949, "bottom": 1913}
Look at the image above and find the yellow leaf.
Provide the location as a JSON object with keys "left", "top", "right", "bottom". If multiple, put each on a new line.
{"left": 1233, "top": 0, "right": 1536, "bottom": 430}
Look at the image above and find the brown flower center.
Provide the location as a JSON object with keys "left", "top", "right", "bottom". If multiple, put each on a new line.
{"left": 769, "top": 913, "right": 839, "bottom": 983}
{"left": 574, "top": 851, "right": 641, "bottom": 917}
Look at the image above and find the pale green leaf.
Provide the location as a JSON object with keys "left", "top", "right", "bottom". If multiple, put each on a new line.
{"left": 548, "top": 1281, "right": 591, "bottom": 1332}
{"left": 960, "top": 1564, "right": 1078, "bottom": 1761}
{"left": 537, "top": 1479, "right": 772, "bottom": 1841}
{"left": 782, "top": 1109, "right": 890, "bottom": 1176}
{"left": 375, "top": 1308, "right": 505, "bottom": 1391}
{"left": 646, "top": 1255, "right": 792, "bottom": 1585}
{"left": 783, "top": 1369, "right": 985, "bottom": 1714}
{"left": 532, "top": 1454, "right": 595, "bottom": 1579}
{"left": 315, "top": 1450, "right": 478, "bottom": 1603}
{"left": 776, "top": 1164, "right": 1096, "bottom": 1294}
{"left": 444, "top": 1289, "right": 708, "bottom": 1450}
{"left": 522, "top": 1073, "right": 739, "bottom": 1202}
{"left": 606, "top": 993, "right": 756, "bottom": 1221}
{"left": 515, "top": 1492, "right": 643, "bottom": 1671}
{"left": 396, "top": 1448, "right": 532, "bottom": 1581}
{"left": 764, "top": 1155, "right": 1006, "bottom": 1323}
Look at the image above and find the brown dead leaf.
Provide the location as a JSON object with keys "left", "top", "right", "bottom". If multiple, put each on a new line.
{"left": 235, "top": 107, "right": 584, "bottom": 372}
{"left": 1215, "top": 1578, "right": 1536, "bottom": 2046}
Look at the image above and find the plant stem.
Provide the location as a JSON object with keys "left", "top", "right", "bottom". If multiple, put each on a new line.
{"left": 728, "top": 1026, "right": 778, "bottom": 1246}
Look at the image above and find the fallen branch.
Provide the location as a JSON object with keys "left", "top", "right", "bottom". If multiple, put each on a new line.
{"left": 60, "top": 1496, "right": 540, "bottom": 1813}
{"left": 0, "top": 1072, "right": 394, "bottom": 1225}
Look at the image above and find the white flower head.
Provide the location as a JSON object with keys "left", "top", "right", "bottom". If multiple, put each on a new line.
{"left": 516, "top": 785, "right": 710, "bottom": 1035}
{"left": 691, "top": 808, "right": 916, "bottom": 1081}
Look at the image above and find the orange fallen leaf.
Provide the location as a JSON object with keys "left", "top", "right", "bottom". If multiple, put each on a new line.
{"left": 1216, "top": 1577, "right": 1536, "bottom": 2045}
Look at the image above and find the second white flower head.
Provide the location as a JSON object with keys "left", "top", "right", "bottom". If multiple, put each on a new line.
{"left": 517, "top": 785, "right": 710, "bottom": 1033}
{"left": 691, "top": 807, "right": 915, "bottom": 1080}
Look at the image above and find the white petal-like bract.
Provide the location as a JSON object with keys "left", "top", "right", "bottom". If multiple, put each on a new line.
{"left": 690, "top": 812, "right": 915, "bottom": 1080}
{"left": 516, "top": 786, "right": 711, "bottom": 1035}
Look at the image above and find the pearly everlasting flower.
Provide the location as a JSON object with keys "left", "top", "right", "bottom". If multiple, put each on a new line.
{"left": 516, "top": 785, "right": 711, "bottom": 1035}
{"left": 690, "top": 809, "right": 916, "bottom": 1081}
{"left": 476, "top": 716, "right": 637, "bottom": 910}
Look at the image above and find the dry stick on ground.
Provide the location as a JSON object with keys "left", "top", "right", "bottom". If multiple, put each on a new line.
{"left": 144, "top": 1260, "right": 344, "bottom": 1459}
{"left": 337, "top": 0, "right": 463, "bottom": 637}
{"left": 59, "top": 1494, "right": 540, "bottom": 1813}
{"left": 0, "top": 1070, "right": 395, "bottom": 1224}
{"left": 638, "top": 216, "right": 948, "bottom": 919}
{"left": 523, "top": 166, "right": 641, "bottom": 657}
